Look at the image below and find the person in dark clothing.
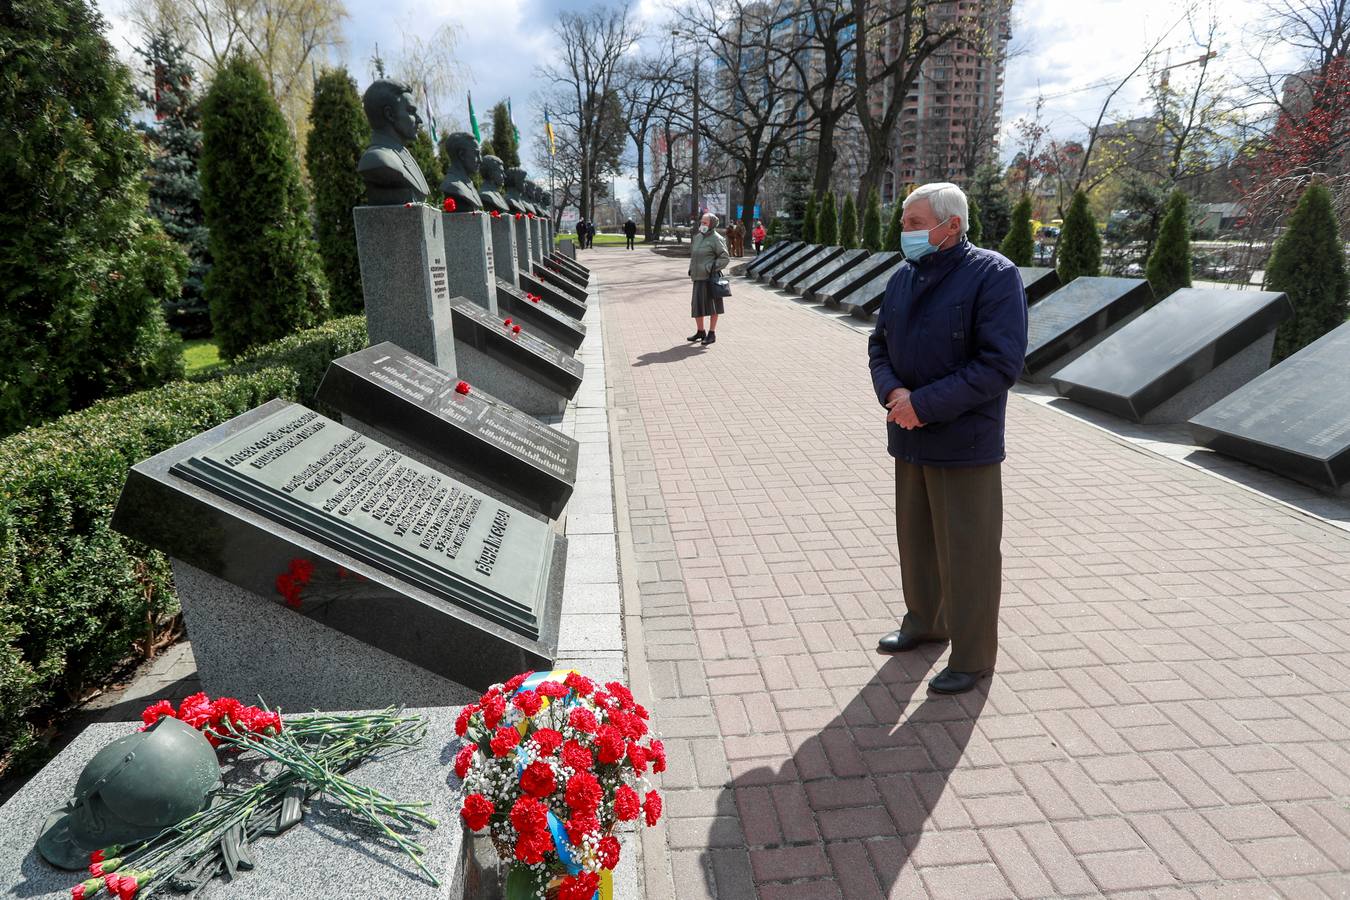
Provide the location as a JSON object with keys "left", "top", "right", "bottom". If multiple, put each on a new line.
{"left": 575, "top": 219, "right": 587, "bottom": 250}
{"left": 868, "top": 182, "right": 1028, "bottom": 696}
{"left": 623, "top": 218, "right": 637, "bottom": 250}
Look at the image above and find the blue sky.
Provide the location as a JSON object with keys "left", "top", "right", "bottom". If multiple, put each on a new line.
{"left": 99, "top": 0, "right": 1293, "bottom": 202}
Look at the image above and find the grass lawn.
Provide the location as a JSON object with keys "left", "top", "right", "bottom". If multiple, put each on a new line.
{"left": 556, "top": 232, "right": 630, "bottom": 246}
{"left": 182, "top": 337, "right": 225, "bottom": 376}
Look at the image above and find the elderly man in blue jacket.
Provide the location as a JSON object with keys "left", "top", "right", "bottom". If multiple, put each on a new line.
{"left": 868, "top": 182, "right": 1028, "bottom": 695}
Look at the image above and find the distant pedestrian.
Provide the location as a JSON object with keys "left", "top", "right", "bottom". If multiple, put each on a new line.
{"left": 624, "top": 218, "right": 637, "bottom": 250}
{"left": 585, "top": 221, "right": 595, "bottom": 248}
{"left": 575, "top": 219, "right": 587, "bottom": 250}
{"left": 688, "top": 212, "right": 731, "bottom": 347}
{"left": 870, "top": 182, "right": 1028, "bottom": 695}
{"left": 752, "top": 221, "right": 766, "bottom": 253}
{"left": 731, "top": 221, "right": 745, "bottom": 257}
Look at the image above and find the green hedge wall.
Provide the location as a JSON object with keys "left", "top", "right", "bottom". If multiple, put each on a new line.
{"left": 0, "top": 315, "right": 367, "bottom": 772}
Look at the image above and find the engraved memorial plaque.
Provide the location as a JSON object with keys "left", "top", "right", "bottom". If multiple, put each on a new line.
{"left": 451, "top": 298, "right": 584, "bottom": 397}
{"left": 496, "top": 278, "right": 585, "bottom": 352}
{"left": 775, "top": 246, "right": 842, "bottom": 290}
{"left": 317, "top": 343, "right": 578, "bottom": 518}
{"left": 1017, "top": 267, "right": 1061, "bottom": 305}
{"left": 800, "top": 248, "right": 868, "bottom": 297}
{"left": 519, "top": 271, "right": 587, "bottom": 320}
{"left": 758, "top": 244, "right": 816, "bottom": 282}
{"left": 842, "top": 257, "right": 907, "bottom": 318}
{"left": 1023, "top": 276, "right": 1152, "bottom": 377}
{"left": 815, "top": 251, "right": 900, "bottom": 306}
{"left": 744, "top": 240, "right": 798, "bottom": 277}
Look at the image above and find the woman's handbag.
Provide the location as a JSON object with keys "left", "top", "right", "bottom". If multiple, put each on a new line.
{"left": 708, "top": 270, "right": 732, "bottom": 299}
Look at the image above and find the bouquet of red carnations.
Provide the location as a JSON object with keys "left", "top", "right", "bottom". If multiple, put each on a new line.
{"left": 455, "top": 670, "right": 664, "bottom": 900}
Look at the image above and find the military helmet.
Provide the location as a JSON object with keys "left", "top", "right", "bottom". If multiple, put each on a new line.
{"left": 37, "top": 716, "right": 222, "bottom": 870}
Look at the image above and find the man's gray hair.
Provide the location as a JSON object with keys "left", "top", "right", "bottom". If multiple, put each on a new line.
{"left": 903, "top": 182, "right": 969, "bottom": 236}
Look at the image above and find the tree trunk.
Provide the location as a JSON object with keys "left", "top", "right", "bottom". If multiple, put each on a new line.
{"left": 858, "top": 128, "right": 891, "bottom": 207}
{"left": 812, "top": 110, "right": 840, "bottom": 196}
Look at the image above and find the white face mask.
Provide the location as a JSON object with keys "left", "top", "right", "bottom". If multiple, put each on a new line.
{"left": 700, "top": 224, "right": 711, "bottom": 234}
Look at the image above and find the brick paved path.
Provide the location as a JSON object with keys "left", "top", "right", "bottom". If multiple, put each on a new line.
{"left": 593, "top": 248, "right": 1350, "bottom": 899}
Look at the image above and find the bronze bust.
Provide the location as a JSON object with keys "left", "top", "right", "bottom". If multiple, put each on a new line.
{"left": 438, "top": 131, "right": 483, "bottom": 212}
{"left": 526, "top": 181, "right": 545, "bottom": 216}
{"left": 479, "top": 155, "right": 512, "bottom": 214}
{"left": 504, "top": 167, "right": 530, "bottom": 215}
{"left": 357, "top": 79, "right": 430, "bottom": 206}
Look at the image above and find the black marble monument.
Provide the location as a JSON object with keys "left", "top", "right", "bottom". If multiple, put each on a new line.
{"left": 1022, "top": 276, "right": 1153, "bottom": 381}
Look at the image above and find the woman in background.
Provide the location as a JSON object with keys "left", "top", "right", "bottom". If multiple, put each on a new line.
{"left": 688, "top": 212, "right": 731, "bottom": 346}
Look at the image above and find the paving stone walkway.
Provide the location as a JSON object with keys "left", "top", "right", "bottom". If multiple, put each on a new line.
{"left": 593, "top": 247, "right": 1350, "bottom": 899}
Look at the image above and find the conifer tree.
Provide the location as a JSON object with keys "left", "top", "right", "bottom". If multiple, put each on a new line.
{"left": 135, "top": 30, "right": 212, "bottom": 337}
{"left": 480, "top": 139, "right": 495, "bottom": 159}
{"left": 1057, "top": 190, "right": 1101, "bottom": 284}
{"left": 966, "top": 195, "right": 983, "bottom": 246}
{"left": 1145, "top": 190, "right": 1192, "bottom": 300}
{"left": 968, "top": 162, "right": 1012, "bottom": 247}
{"left": 1267, "top": 184, "right": 1349, "bottom": 361}
{"left": 862, "top": 188, "right": 883, "bottom": 252}
{"left": 1, "top": 0, "right": 184, "bottom": 434}
{"left": 306, "top": 68, "right": 368, "bottom": 316}
{"left": 765, "top": 216, "right": 784, "bottom": 247}
{"left": 490, "top": 102, "right": 520, "bottom": 168}
{"left": 800, "top": 195, "right": 818, "bottom": 243}
{"left": 409, "top": 128, "right": 444, "bottom": 206}
{"left": 200, "top": 53, "right": 328, "bottom": 360}
{"left": 883, "top": 199, "right": 905, "bottom": 251}
{"left": 1000, "top": 196, "right": 1034, "bottom": 266}
{"left": 840, "top": 193, "right": 859, "bottom": 249}
{"left": 817, "top": 191, "right": 839, "bottom": 245}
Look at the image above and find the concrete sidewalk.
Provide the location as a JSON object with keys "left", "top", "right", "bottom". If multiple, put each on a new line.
{"left": 596, "top": 248, "right": 1350, "bottom": 899}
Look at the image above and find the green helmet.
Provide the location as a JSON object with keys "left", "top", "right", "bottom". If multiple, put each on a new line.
{"left": 37, "top": 716, "right": 222, "bottom": 870}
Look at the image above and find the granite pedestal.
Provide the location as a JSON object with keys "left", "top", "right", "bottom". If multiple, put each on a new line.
{"left": 815, "top": 252, "right": 900, "bottom": 307}
{"left": 450, "top": 300, "right": 582, "bottom": 417}
{"left": 1018, "top": 267, "right": 1061, "bottom": 304}
{"left": 354, "top": 204, "right": 456, "bottom": 370}
{"left": 1050, "top": 288, "right": 1292, "bottom": 423}
{"left": 528, "top": 218, "right": 543, "bottom": 264}
{"left": 497, "top": 279, "right": 585, "bottom": 352}
{"left": 800, "top": 249, "right": 868, "bottom": 298}
{"left": 514, "top": 217, "right": 533, "bottom": 274}
{"left": 491, "top": 215, "right": 520, "bottom": 287}
{"left": 776, "top": 246, "right": 844, "bottom": 290}
{"left": 534, "top": 263, "right": 588, "bottom": 302}
{"left": 441, "top": 210, "right": 497, "bottom": 314}
{"left": 548, "top": 254, "right": 589, "bottom": 285}
{"left": 1021, "top": 276, "right": 1154, "bottom": 382}
{"left": 1189, "top": 321, "right": 1350, "bottom": 492}
{"left": 518, "top": 272, "right": 587, "bottom": 319}
{"left": 843, "top": 257, "right": 908, "bottom": 319}
{"left": 559, "top": 239, "right": 576, "bottom": 260}
{"left": 0, "top": 707, "right": 466, "bottom": 900}
{"left": 757, "top": 244, "right": 815, "bottom": 283}
{"left": 738, "top": 240, "right": 797, "bottom": 277}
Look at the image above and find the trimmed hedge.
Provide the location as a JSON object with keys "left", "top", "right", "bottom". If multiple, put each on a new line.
{"left": 0, "top": 315, "right": 367, "bottom": 773}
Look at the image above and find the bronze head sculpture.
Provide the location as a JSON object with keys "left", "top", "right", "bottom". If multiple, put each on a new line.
{"left": 504, "top": 167, "right": 530, "bottom": 215}
{"left": 37, "top": 717, "right": 222, "bottom": 870}
{"left": 479, "top": 155, "right": 511, "bottom": 214}
{"left": 438, "top": 131, "right": 483, "bottom": 212}
{"left": 357, "top": 79, "right": 430, "bottom": 206}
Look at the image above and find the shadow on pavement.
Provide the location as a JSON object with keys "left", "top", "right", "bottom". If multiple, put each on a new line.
{"left": 633, "top": 344, "right": 706, "bottom": 367}
{"left": 699, "top": 653, "right": 989, "bottom": 897}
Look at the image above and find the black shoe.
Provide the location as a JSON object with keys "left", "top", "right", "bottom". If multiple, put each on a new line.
{"left": 876, "top": 630, "right": 946, "bottom": 654}
{"left": 701, "top": 331, "right": 716, "bottom": 345}
{"left": 928, "top": 667, "right": 994, "bottom": 694}
{"left": 686, "top": 330, "right": 706, "bottom": 342}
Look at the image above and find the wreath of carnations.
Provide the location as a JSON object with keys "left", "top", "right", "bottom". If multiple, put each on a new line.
{"left": 455, "top": 671, "right": 663, "bottom": 900}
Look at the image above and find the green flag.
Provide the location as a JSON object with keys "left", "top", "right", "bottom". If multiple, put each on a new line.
{"left": 468, "top": 92, "right": 480, "bottom": 142}
{"left": 508, "top": 97, "right": 520, "bottom": 144}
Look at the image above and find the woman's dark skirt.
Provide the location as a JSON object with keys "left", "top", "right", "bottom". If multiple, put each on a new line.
{"left": 691, "top": 280, "right": 725, "bottom": 317}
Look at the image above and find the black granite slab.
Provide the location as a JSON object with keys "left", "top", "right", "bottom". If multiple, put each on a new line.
{"left": 112, "top": 400, "right": 563, "bottom": 690}
{"left": 548, "top": 253, "right": 589, "bottom": 283}
{"left": 757, "top": 244, "right": 817, "bottom": 282}
{"left": 1189, "top": 321, "right": 1350, "bottom": 491}
{"left": 1018, "top": 267, "right": 1061, "bottom": 304}
{"left": 316, "top": 343, "right": 579, "bottom": 518}
{"left": 451, "top": 299, "right": 583, "bottom": 398}
{"left": 800, "top": 249, "right": 869, "bottom": 297}
{"left": 496, "top": 279, "right": 585, "bottom": 352}
{"left": 518, "top": 272, "right": 587, "bottom": 319}
{"left": 1051, "top": 289, "right": 1293, "bottom": 421}
{"left": 842, "top": 258, "right": 908, "bottom": 318}
{"left": 775, "top": 246, "right": 844, "bottom": 290}
{"left": 533, "top": 263, "right": 589, "bottom": 302}
{"left": 1023, "top": 277, "right": 1153, "bottom": 377}
{"left": 743, "top": 241, "right": 798, "bottom": 276}
{"left": 814, "top": 252, "right": 901, "bottom": 305}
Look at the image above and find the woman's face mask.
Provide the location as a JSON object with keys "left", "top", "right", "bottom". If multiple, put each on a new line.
{"left": 700, "top": 224, "right": 711, "bottom": 234}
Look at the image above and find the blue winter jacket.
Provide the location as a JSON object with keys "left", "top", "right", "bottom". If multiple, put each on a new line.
{"left": 867, "top": 239, "right": 1028, "bottom": 467}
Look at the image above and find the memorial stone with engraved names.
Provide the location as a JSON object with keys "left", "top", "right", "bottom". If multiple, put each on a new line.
{"left": 316, "top": 343, "right": 578, "bottom": 519}
{"left": 1018, "top": 267, "right": 1061, "bottom": 305}
{"left": 757, "top": 244, "right": 816, "bottom": 283}
{"left": 814, "top": 251, "right": 899, "bottom": 306}
{"left": 779, "top": 246, "right": 845, "bottom": 291}
{"left": 800, "top": 249, "right": 868, "bottom": 298}
{"left": 112, "top": 400, "right": 566, "bottom": 706}
{"left": 1189, "top": 322, "right": 1350, "bottom": 492}
{"left": 529, "top": 217, "right": 543, "bottom": 264}
{"left": 737, "top": 240, "right": 797, "bottom": 277}
{"left": 1021, "top": 276, "right": 1153, "bottom": 382}
{"left": 450, "top": 300, "right": 583, "bottom": 417}
{"left": 496, "top": 279, "right": 585, "bottom": 353}
{"left": 514, "top": 216, "right": 533, "bottom": 274}
{"left": 843, "top": 257, "right": 908, "bottom": 319}
{"left": 548, "top": 251, "right": 589, "bottom": 284}
{"left": 534, "top": 260, "right": 588, "bottom": 302}
{"left": 1051, "top": 288, "right": 1292, "bottom": 423}
{"left": 519, "top": 270, "right": 587, "bottom": 320}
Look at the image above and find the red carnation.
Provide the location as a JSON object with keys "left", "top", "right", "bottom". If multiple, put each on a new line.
{"left": 635, "top": 703, "right": 650, "bottom": 720}
{"left": 513, "top": 829, "right": 552, "bottom": 865}
{"left": 512, "top": 324, "right": 521, "bottom": 334}
{"left": 491, "top": 209, "right": 501, "bottom": 218}
{"left": 287, "top": 557, "right": 315, "bottom": 583}
{"left": 564, "top": 672, "right": 594, "bottom": 696}
{"left": 567, "top": 707, "right": 598, "bottom": 734}
{"left": 520, "top": 760, "right": 556, "bottom": 798}
{"left": 513, "top": 689, "right": 542, "bottom": 717}
{"left": 481, "top": 693, "right": 507, "bottom": 730}
{"left": 606, "top": 682, "right": 635, "bottom": 709}
{"left": 176, "top": 693, "right": 212, "bottom": 729}
{"left": 443, "top": 197, "right": 457, "bottom": 212}
{"left": 515, "top": 213, "right": 523, "bottom": 220}
{"left": 504, "top": 671, "right": 534, "bottom": 693}
{"left": 558, "top": 872, "right": 600, "bottom": 900}
{"left": 510, "top": 796, "right": 549, "bottom": 836}
{"left": 533, "top": 727, "right": 564, "bottom": 756}
{"left": 454, "top": 744, "right": 476, "bottom": 780}
{"left": 503, "top": 317, "right": 514, "bottom": 327}
{"left": 537, "top": 680, "right": 568, "bottom": 699}
{"left": 115, "top": 873, "right": 139, "bottom": 900}
{"left": 140, "top": 699, "right": 176, "bottom": 729}
{"left": 461, "top": 793, "right": 494, "bottom": 831}
{"left": 648, "top": 738, "right": 667, "bottom": 773}
{"left": 564, "top": 770, "right": 602, "bottom": 814}
{"left": 561, "top": 739, "right": 593, "bottom": 772}
{"left": 627, "top": 742, "right": 648, "bottom": 774}
{"left": 102, "top": 874, "right": 122, "bottom": 894}
{"left": 595, "top": 725, "right": 626, "bottom": 764}
{"left": 644, "top": 789, "right": 663, "bottom": 826}
{"left": 564, "top": 812, "right": 599, "bottom": 846}
{"left": 597, "top": 833, "right": 621, "bottom": 869}
{"left": 490, "top": 725, "right": 520, "bottom": 757}
{"left": 454, "top": 703, "right": 478, "bottom": 737}
{"left": 455, "top": 380, "right": 471, "bottom": 395}
{"left": 614, "top": 784, "right": 641, "bottom": 821}
{"left": 90, "top": 851, "right": 106, "bottom": 865}
{"left": 275, "top": 572, "right": 302, "bottom": 607}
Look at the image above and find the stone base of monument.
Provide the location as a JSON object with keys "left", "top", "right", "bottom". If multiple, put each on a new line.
{"left": 497, "top": 281, "right": 585, "bottom": 353}
{"left": 559, "top": 239, "right": 576, "bottom": 260}
{"left": 174, "top": 561, "right": 481, "bottom": 709}
{"left": 1022, "top": 307, "right": 1147, "bottom": 384}
{"left": 454, "top": 343, "right": 566, "bottom": 418}
{"left": 450, "top": 302, "right": 583, "bottom": 419}
{"left": 519, "top": 272, "right": 587, "bottom": 319}
{"left": 0, "top": 707, "right": 466, "bottom": 900}
{"left": 533, "top": 264, "right": 588, "bottom": 301}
